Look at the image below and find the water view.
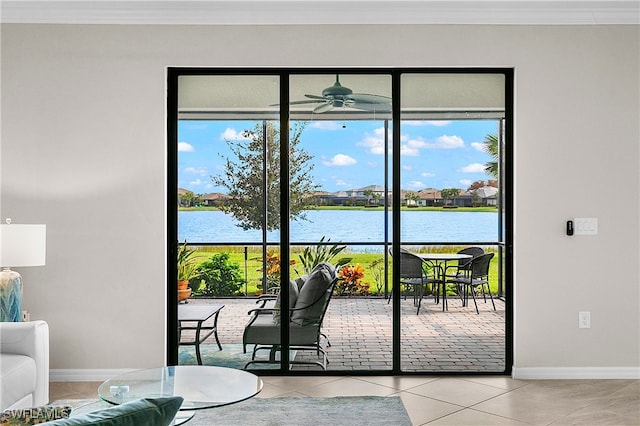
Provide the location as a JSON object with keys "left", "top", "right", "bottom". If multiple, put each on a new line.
{"left": 179, "top": 210, "right": 499, "bottom": 249}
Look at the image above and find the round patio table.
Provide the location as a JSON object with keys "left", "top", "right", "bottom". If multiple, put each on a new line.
{"left": 416, "top": 252, "right": 472, "bottom": 311}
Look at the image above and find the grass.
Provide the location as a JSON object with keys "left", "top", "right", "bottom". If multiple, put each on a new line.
{"left": 188, "top": 245, "right": 501, "bottom": 297}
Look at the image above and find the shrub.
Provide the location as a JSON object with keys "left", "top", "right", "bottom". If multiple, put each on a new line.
{"left": 195, "top": 253, "right": 246, "bottom": 297}
{"left": 336, "top": 264, "right": 370, "bottom": 296}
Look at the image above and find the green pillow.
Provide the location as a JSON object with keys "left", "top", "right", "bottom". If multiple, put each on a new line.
{"left": 0, "top": 405, "right": 72, "bottom": 425}
{"left": 44, "top": 397, "right": 183, "bottom": 426}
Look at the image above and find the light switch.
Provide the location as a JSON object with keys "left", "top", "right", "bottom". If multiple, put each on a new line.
{"left": 574, "top": 218, "right": 598, "bottom": 235}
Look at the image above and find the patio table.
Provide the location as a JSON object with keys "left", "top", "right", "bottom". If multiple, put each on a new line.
{"left": 178, "top": 304, "right": 224, "bottom": 365}
{"left": 415, "top": 253, "right": 472, "bottom": 311}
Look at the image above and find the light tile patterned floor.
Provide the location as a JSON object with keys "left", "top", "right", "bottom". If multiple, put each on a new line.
{"left": 50, "top": 377, "right": 640, "bottom": 425}
{"left": 183, "top": 294, "right": 505, "bottom": 372}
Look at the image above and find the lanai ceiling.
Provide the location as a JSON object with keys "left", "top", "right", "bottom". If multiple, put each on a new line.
{"left": 177, "top": 73, "right": 507, "bottom": 121}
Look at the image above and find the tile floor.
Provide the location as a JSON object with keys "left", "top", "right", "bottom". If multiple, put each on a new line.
{"left": 50, "top": 376, "right": 639, "bottom": 425}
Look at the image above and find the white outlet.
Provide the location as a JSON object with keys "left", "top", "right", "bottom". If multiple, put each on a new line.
{"left": 579, "top": 311, "right": 591, "bottom": 328}
{"left": 22, "top": 310, "right": 30, "bottom": 322}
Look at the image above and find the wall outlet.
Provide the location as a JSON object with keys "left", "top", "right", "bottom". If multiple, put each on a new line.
{"left": 579, "top": 311, "right": 591, "bottom": 328}
{"left": 22, "top": 310, "right": 30, "bottom": 322}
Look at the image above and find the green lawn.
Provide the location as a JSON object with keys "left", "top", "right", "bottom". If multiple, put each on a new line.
{"left": 188, "top": 245, "right": 501, "bottom": 296}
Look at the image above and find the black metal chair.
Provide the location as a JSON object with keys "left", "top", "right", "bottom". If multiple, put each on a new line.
{"left": 389, "top": 249, "right": 436, "bottom": 315}
{"left": 446, "top": 246, "right": 485, "bottom": 278}
{"left": 447, "top": 252, "right": 495, "bottom": 314}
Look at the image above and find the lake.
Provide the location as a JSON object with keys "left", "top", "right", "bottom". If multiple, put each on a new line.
{"left": 179, "top": 210, "right": 499, "bottom": 250}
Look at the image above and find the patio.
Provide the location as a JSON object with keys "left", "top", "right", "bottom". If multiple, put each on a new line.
{"left": 180, "top": 293, "right": 506, "bottom": 373}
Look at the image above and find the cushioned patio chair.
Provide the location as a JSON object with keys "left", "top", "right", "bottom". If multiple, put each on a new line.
{"left": 242, "top": 262, "right": 338, "bottom": 370}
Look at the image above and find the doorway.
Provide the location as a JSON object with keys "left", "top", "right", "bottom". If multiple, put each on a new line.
{"left": 167, "top": 68, "right": 513, "bottom": 374}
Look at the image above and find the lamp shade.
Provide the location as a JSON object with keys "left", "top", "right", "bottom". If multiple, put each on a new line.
{"left": 0, "top": 224, "right": 47, "bottom": 267}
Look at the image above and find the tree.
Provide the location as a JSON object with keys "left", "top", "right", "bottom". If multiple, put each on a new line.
{"left": 212, "top": 121, "right": 318, "bottom": 231}
{"left": 363, "top": 189, "right": 381, "bottom": 206}
{"left": 405, "top": 192, "right": 420, "bottom": 207}
{"left": 440, "top": 188, "right": 460, "bottom": 206}
{"left": 363, "top": 189, "right": 374, "bottom": 205}
{"left": 467, "top": 180, "right": 486, "bottom": 191}
{"left": 483, "top": 133, "right": 499, "bottom": 179}
{"left": 179, "top": 190, "right": 195, "bottom": 207}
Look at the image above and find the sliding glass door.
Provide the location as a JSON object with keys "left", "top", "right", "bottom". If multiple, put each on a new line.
{"left": 397, "top": 72, "right": 508, "bottom": 372}
{"left": 168, "top": 68, "right": 512, "bottom": 374}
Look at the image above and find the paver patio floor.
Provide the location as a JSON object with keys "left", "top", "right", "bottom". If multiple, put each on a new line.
{"left": 181, "top": 293, "right": 506, "bottom": 373}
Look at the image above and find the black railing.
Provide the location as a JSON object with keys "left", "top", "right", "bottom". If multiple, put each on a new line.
{"left": 182, "top": 241, "right": 506, "bottom": 298}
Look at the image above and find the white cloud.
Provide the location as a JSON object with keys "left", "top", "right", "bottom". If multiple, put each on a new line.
{"left": 367, "top": 161, "right": 379, "bottom": 168}
{"left": 408, "top": 181, "right": 425, "bottom": 189}
{"left": 427, "top": 120, "right": 452, "bottom": 127}
{"left": 323, "top": 154, "right": 357, "bottom": 167}
{"left": 189, "top": 179, "right": 203, "bottom": 186}
{"left": 335, "top": 179, "right": 350, "bottom": 187}
{"left": 310, "top": 121, "right": 343, "bottom": 130}
{"left": 358, "top": 128, "right": 463, "bottom": 157}
{"left": 357, "top": 127, "right": 387, "bottom": 155}
{"left": 178, "top": 142, "right": 194, "bottom": 152}
{"left": 220, "top": 128, "right": 251, "bottom": 141}
{"left": 459, "top": 179, "right": 473, "bottom": 187}
{"left": 400, "top": 137, "right": 427, "bottom": 156}
{"left": 402, "top": 165, "right": 413, "bottom": 171}
{"left": 471, "top": 142, "right": 485, "bottom": 152}
{"left": 459, "top": 163, "right": 487, "bottom": 173}
{"left": 421, "top": 172, "right": 436, "bottom": 177}
{"left": 184, "top": 167, "right": 207, "bottom": 176}
{"left": 432, "top": 135, "right": 465, "bottom": 149}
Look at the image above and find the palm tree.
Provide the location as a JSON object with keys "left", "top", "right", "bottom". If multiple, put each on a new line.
{"left": 483, "top": 133, "right": 499, "bottom": 179}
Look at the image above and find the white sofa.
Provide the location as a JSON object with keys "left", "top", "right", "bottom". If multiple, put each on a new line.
{"left": 0, "top": 320, "right": 49, "bottom": 411}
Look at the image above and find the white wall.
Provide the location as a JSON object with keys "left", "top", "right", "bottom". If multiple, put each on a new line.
{"left": 1, "top": 23, "right": 638, "bottom": 378}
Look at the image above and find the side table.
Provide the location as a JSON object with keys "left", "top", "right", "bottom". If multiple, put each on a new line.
{"left": 178, "top": 304, "right": 224, "bottom": 365}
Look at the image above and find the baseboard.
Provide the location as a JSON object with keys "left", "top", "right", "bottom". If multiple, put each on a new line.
{"left": 50, "top": 369, "right": 138, "bottom": 382}
{"left": 512, "top": 366, "right": 640, "bottom": 380}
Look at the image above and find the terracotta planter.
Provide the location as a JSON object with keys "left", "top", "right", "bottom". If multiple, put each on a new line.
{"left": 178, "top": 280, "right": 192, "bottom": 301}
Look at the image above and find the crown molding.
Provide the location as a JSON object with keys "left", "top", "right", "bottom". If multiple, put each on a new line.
{"left": 1, "top": 1, "right": 638, "bottom": 25}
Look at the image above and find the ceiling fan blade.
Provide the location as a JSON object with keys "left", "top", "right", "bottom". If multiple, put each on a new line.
{"left": 313, "top": 102, "right": 334, "bottom": 113}
{"left": 348, "top": 102, "right": 392, "bottom": 112}
{"left": 347, "top": 93, "right": 392, "bottom": 103}
{"left": 289, "top": 99, "right": 326, "bottom": 105}
{"left": 304, "top": 94, "right": 327, "bottom": 100}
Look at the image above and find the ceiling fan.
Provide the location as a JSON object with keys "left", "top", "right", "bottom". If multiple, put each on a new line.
{"left": 290, "top": 74, "right": 391, "bottom": 114}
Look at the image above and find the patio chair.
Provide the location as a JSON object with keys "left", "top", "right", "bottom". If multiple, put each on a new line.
{"left": 389, "top": 249, "right": 436, "bottom": 315}
{"left": 242, "top": 262, "right": 338, "bottom": 370}
{"left": 443, "top": 246, "right": 485, "bottom": 303}
{"left": 447, "top": 252, "right": 495, "bottom": 314}
{"left": 445, "top": 246, "right": 485, "bottom": 279}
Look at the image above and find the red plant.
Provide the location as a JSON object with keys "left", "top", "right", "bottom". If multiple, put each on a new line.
{"left": 337, "top": 264, "right": 370, "bottom": 296}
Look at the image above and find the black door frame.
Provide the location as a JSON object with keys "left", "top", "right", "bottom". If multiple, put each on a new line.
{"left": 166, "top": 67, "right": 514, "bottom": 375}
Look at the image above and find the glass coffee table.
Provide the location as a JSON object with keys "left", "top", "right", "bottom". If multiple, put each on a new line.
{"left": 98, "top": 365, "right": 263, "bottom": 423}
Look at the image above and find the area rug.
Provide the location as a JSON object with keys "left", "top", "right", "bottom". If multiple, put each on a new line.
{"left": 190, "top": 396, "right": 411, "bottom": 426}
{"left": 178, "top": 343, "right": 296, "bottom": 370}
{"left": 54, "top": 396, "right": 412, "bottom": 426}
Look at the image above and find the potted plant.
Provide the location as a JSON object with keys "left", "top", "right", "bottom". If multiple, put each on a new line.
{"left": 177, "top": 241, "right": 200, "bottom": 301}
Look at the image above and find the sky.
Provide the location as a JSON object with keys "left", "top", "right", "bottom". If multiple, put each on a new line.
{"left": 178, "top": 119, "right": 499, "bottom": 194}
